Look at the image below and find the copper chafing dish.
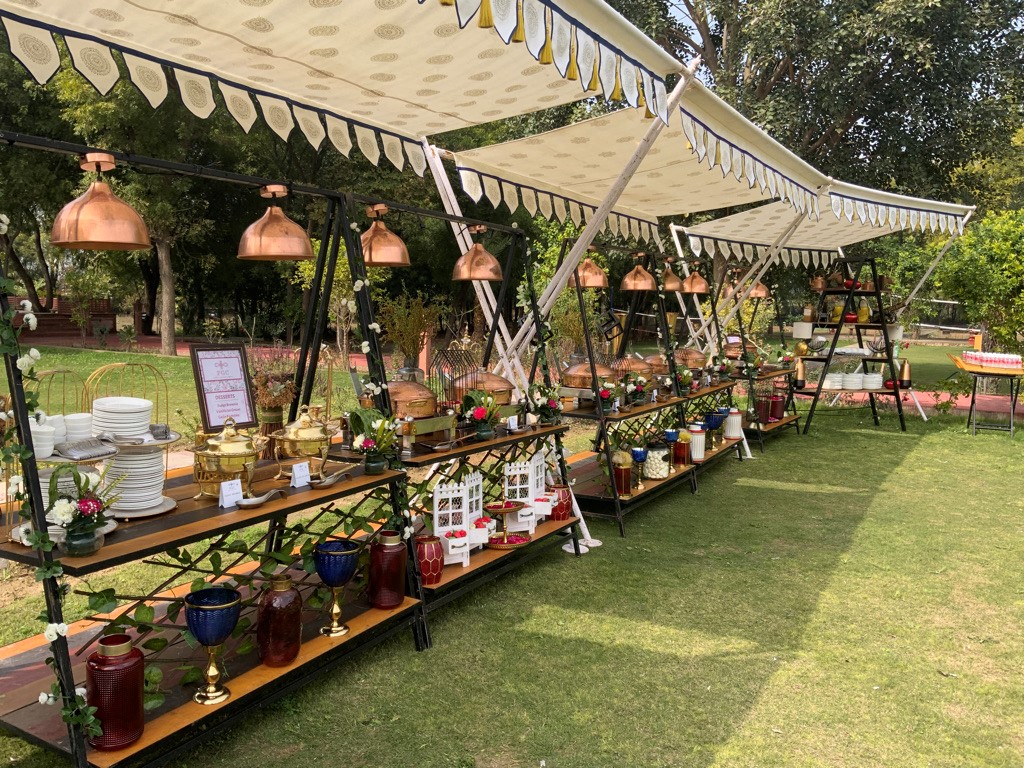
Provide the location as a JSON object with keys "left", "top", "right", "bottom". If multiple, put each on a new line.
{"left": 188, "top": 417, "right": 268, "bottom": 499}
{"left": 452, "top": 367, "right": 514, "bottom": 405}
{"left": 270, "top": 405, "right": 338, "bottom": 480}
{"left": 675, "top": 348, "right": 707, "bottom": 369}
{"left": 722, "top": 341, "right": 758, "bottom": 360}
{"left": 387, "top": 378, "right": 437, "bottom": 419}
{"left": 611, "top": 357, "right": 653, "bottom": 378}
{"left": 643, "top": 353, "right": 670, "bottom": 375}
{"left": 561, "top": 360, "right": 615, "bottom": 389}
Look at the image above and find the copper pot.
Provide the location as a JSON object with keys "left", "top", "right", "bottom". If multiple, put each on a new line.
{"left": 452, "top": 368, "right": 514, "bottom": 406}
{"left": 643, "top": 353, "right": 670, "bottom": 375}
{"left": 722, "top": 341, "right": 757, "bottom": 360}
{"left": 610, "top": 357, "right": 653, "bottom": 378}
{"left": 561, "top": 361, "right": 615, "bottom": 389}
{"left": 387, "top": 379, "right": 437, "bottom": 419}
{"left": 674, "top": 348, "right": 707, "bottom": 369}
{"left": 810, "top": 274, "right": 827, "bottom": 292}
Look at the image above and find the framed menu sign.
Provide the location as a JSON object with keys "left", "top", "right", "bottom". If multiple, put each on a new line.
{"left": 189, "top": 344, "right": 258, "bottom": 432}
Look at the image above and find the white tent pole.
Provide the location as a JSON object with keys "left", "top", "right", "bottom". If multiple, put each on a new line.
{"left": 896, "top": 208, "right": 974, "bottom": 319}
{"left": 504, "top": 58, "right": 701, "bottom": 361}
{"left": 668, "top": 223, "right": 714, "bottom": 353}
{"left": 421, "top": 140, "right": 530, "bottom": 393}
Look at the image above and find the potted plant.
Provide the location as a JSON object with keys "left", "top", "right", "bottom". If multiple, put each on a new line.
{"left": 248, "top": 345, "right": 296, "bottom": 425}
{"left": 526, "top": 383, "right": 563, "bottom": 425}
{"left": 596, "top": 380, "right": 622, "bottom": 414}
{"left": 349, "top": 409, "right": 399, "bottom": 474}
{"left": 47, "top": 465, "right": 120, "bottom": 557}
{"left": 621, "top": 372, "right": 649, "bottom": 405}
{"left": 376, "top": 294, "right": 444, "bottom": 382}
{"left": 461, "top": 390, "right": 501, "bottom": 441}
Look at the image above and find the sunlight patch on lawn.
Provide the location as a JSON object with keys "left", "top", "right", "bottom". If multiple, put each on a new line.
{"left": 732, "top": 478, "right": 868, "bottom": 495}
{"left": 518, "top": 604, "right": 760, "bottom": 659}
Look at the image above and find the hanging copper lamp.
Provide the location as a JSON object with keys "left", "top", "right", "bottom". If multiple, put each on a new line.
{"left": 237, "top": 185, "right": 313, "bottom": 261}
{"left": 620, "top": 253, "right": 657, "bottom": 292}
{"left": 568, "top": 247, "right": 609, "bottom": 289}
{"left": 361, "top": 204, "right": 410, "bottom": 267}
{"left": 748, "top": 280, "right": 771, "bottom": 299}
{"left": 662, "top": 266, "right": 686, "bottom": 292}
{"left": 452, "top": 224, "right": 502, "bottom": 281}
{"left": 680, "top": 269, "right": 709, "bottom": 295}
{"left": 51, "top": 153, "right": 151, "bottom": 251}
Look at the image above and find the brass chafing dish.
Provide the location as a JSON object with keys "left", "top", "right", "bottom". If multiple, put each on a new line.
{"left": 675, "top": 348, "right": 707, "bottom": 369}
{"left": 387, "top": 378, "right": 437, "bottom": 419}
{"left": 643, "top": 353, "right": 670, "bottom": 375}
{"left": 722, "top": 341, "right": 757, "bottom": 360}
{"left": 611, "top": 357, "right": 653, "bottom": 378}
{"left": 452, "top": 368, "right": 514, "bottom": 405}
{"left": 561, "top": 361, "right": 615, "bottom": 389}
{"left": 188, "top": 417, "right": 268, "bottom": 499}
{"left": 270, "top": 405, "right": 338, "bottom": 480}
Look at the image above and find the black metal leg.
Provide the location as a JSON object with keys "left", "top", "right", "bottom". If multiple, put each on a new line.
{"left": 970, "top": 376, "right": 978, "bottom": 435}
{"left": 570, "top": 521, "right": 582, "bottom": 557}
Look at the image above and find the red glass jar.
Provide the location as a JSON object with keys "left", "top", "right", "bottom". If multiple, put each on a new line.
{"left": 754, "top": 395, "right": 772, "bottom": 424}
{"left": 672, "top": 440, "right": 690, "bottom": 466}
{"left": 415, "top": 535, "right": 444, "bottom": 587}
{"left": 769, "top": 394, "right": 786, "bottom": 421}
{"left": 369, "top": 530, "right": 407, "bottom": 609}
{"left": 546, "top": 484, "right": 572, "bottom": 521}
{"left": 612, "top": 465, "right": 632, "bottom": 497}
{"left": 86, "top": 633, "right": 144, "bottom": 751}
{"left": 257, "top": 574, "right": 302, "bottom": 667}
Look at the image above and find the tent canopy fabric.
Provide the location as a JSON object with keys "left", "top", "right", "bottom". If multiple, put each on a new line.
{"left": 684, "top": 184, "right": 974, "bottom": 264}
{"left": 452, "top": 78, "right": 831, "bottom": 240}
{"left": 0, "top": 0, "right": 680, "bottom": 172}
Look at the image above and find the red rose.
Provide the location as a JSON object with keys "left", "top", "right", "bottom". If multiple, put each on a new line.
{"left": 472, "top": 406, "right": 487, "bottom": 420}
{"left": 77, "top": 497, "right": 102, "bottom": 516}
{"left": 455, "top": 530, "right": 467, "bottom": 538}
{"left": 599, "top": 388, "right": 610, "bottom": 399}
{"left": 548, "top": 399, "right": 558, "bottom": 408}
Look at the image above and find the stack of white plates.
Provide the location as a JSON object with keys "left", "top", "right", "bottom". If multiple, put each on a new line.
{"left": 105, "top": 452, "right": 165, "bottom": 512}
{"left": 92, "top": 397, "right": 153, "bottom": 439}
{"left": 822, "top": 373, "right": 844, "bottom": 390}
{"left": 39, "top": 468, "right": 79, "bottom": 509}
{"left": 863, "top": 373, "right": 884, "bottom": 390}
{"left": 842, "top": 373, "right": 865, "bottom": 390}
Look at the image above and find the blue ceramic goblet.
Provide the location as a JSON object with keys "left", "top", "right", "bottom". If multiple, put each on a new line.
{"left": 184, "top": 588, "right": 242, "bottom": 705}
{"left": 664, "top": 430, "right": 679, "bottom": 474}
{"left": 630, "top": 447, "right": 648, "bottom": 490}
{"left": 314, "top": 540, "right": 359, "bottom": 637}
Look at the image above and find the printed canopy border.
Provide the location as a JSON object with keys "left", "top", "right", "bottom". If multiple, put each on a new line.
{"left": 685, "top": 233, "right": 839, "bottom": 269}
{"left": 0, "top": 0, "right": 679, "bottom": 173}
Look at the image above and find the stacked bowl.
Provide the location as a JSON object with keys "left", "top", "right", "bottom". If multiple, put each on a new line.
{"left": 64, "top": 413, "right": 93, "bottom": 443}
{"left": 863, "top": 373, "right": 884, "bottom": 390}
{"left": 842, "top": 372, "right": 865, "bottom": 390}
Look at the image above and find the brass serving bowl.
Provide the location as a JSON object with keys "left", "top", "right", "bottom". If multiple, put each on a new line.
{"left": 271, "top": 405, "right": 338, "bottom": 480}
{"left": 452, "top": 368, "right": 514, "bottom": 406}
{"left": 561, "top": 361, "right": 615, "bottom": 389}
{"left": 188, "top": 418, "right": 268, "bottom": 498}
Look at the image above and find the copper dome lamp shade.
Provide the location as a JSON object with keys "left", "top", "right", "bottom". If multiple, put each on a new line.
{"left": 620, "top": 252, "right": 657, "bottom": 292}
{"left": 361, "top": 204, "right": 410, "bottom": 267}
{"left": 680, "top": 261, "right": 709, "bottom": 294}
{"left": 452, "top": 224, "right": 502, "bottom": 282}
{"left": 662, "top": 265, "right": 686, "bottom": 292}
{"left": 51, "top": 153, "right": 151, "bottom": 251}
{"left": 237, "top": 185, "right": 313, "bottom": 261}
{"left": 748, "top": 280, "right": 771, "bottom": 299}
{"left": 568, "top": 247, "right": 609, "bottom": 289}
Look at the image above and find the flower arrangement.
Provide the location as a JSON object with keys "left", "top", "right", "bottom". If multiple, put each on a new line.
{"left": 248, "top": 344, "right": 296, "bottom": 411}
{"left": 621, "top": 373, "right": 649, "bottom": 404}
{"left": 444, "top": 529, "right": 468, "bottom": 540}
{"left": 526, "top": 383, "right": 562, "bottom": 423}
{"left": 350, "top": 413, "right": 399, "bottom": 459}
{"left": 597, "top": 380, "right": 623, "bottom": 403}
{"left": 461, "top": 390, "right": 501, "bottom": 426}
{"left": 45, "top": 464, "right": 119, "bottom": 539}
{"left": 675, "top": 368, "right": 693, "bottom": 389}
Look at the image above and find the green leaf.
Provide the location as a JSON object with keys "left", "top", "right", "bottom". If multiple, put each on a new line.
{"left": 34, "top": 562, "right": 63, "bottom": 582}
{"left": 165, "top": 601, "right": 182, "bottom": 624}
{"left": 143, "top": 666, "right": 164, "bottom": 686}
{"left": 87, "top": 589, "right": 118, "bottom": 615}
{"left": 134, "top": 604, "right": 155, "bottom": 625}
{"left": 209, "top": 551, "right": 223, "bottom": 575}
{"left": 178, "top": 665, "right": 203, "bottom": 685}
{"left": 181, "top": 630, "right": 199, "bottom": 649}
{"left": 235, "top": 637, "right": 255, "bottom": 656}
{"left": 142, "top": 637, "right": 169, "bottom": 652}
{"left": 143, "top": 692, "right": 165, "bottom": 711}
{"left": 190, "top": 578, "right": 208, "bottom": 592}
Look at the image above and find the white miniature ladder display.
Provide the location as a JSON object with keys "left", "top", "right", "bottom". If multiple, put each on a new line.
{"left": 503, "top": 451, "right": 553, "bottom": 535}
{"left": 432, "top": 473, "right": 475, "bottom": 567}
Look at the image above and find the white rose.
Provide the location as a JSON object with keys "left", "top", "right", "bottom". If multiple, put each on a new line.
{"left": 57, "top": 623, "right": 68, "bottom": 636}
{"left": 20, "top": 300, "right": 32, "bottom": 312}
{"left": 360, "top": 341, "right": 370, "bottom": 354}
{"left": 347, "top": 300, "right": 357, "bottom": 313}
{"left": 353, "top": 279, "right": 365, "bottom": 292}
{"left": 43, "top": 624, "right": 59, "bottom": 642}
{"left": 371, "top": 419, "right": 383, "bottom": 430}
{"left": 82, "top": 472, "right": 102, "bottom": 491}
{"left": 38, "top": 692, "right": 53, "bottom": 705}
{"left": 75, "top": 687, "right": 86, "bottom": 698}
{"left": 28, "top": 348, "right": 41, "bottom": 360}
{"left": 52, "top": 499, "right": 75, "bottom": 525}
{"left": 10, "top": 475, "right": 23, "bottom": 493}
{"left": 16, "top": 355, "right": 34, "bottom": 373}
{"left": 24, "top": 313, "right": 37, "bottom": 331}
{"left": 368, "top": 322, "right": 381, "bottom": 332}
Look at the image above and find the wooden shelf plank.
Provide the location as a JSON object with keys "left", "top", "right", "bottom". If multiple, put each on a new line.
{"left": 425, "top": 517, "right": 578, "bottom": 591}
{"left": 397, "top": 425, "right": 567, "bottom": 467}
{"left": 562, "top": 396, "right": 686, "bottom": 423}
{"left": 0, "top": 464, "right": 404, "bottom": 577}
{"left": 569, "top": 455, "right": 695, "bottom": 507}
{"left": 743, "top": 412, "right": 800, "bottom": 434}
{"left": 814, "top": 322, "right": 884, "bottom": 330}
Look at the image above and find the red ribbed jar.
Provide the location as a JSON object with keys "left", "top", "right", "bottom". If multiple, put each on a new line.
{"left": 257, "top": 574, "right": 302, "bottom": 667}
{"left": 546, "top": 484, "right": 572, "bottom": 521}
{"left": 369, "top": 530, "right": 407, "bottom": 609}
{"left": 415, "top": 535, "right": 444, "bottom": 587}
{"left": 769, "top": 394, "right": 786, "bottom": 421}
{"left": 672, "top": 440, "right": 690, "bottom": 466}
{"left": 86, "top": 634, "right": 144, "bottom": 751}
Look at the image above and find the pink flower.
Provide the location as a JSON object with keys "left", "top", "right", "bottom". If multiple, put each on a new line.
{"left": 472, "top": 406, "right": 487, "bottom": 421}
{"left": 547, "top": 399, "right": 558, "bottom": 408}
{"left": 77, "top": 497, "right": 102, "bottom": 516}
{"left": 361, "top": 437, "right": 377, "bottom": 451}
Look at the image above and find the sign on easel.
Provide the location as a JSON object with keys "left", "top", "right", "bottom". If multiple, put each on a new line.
{"left": 190, "top": 344, "right": 259, "bottom": 432}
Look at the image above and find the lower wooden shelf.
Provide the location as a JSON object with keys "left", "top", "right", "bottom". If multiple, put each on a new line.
{"left": 743, "top": 412, "right": 800, "bottom": 435}
{"left": 0, "top": 580, "right": 420, "bottom": 768}
{"left": 569, "top": 453, "right": 696, "bottom": 510}
{"left": 691, "top": 438, "right": 743, "bottom": 473}
{"left": 420, "top": 517, "right": 579, "bottom": 611}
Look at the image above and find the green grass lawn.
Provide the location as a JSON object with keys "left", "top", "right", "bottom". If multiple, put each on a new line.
{"left": 2, "top": 409, "right": 1022, "bottom": 767}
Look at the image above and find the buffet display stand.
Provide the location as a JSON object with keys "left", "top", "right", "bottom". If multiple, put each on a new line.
{"left": 949, "top": 354, "right": 1023, "bottom": 437}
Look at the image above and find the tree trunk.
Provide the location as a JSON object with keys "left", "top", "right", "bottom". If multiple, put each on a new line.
{"left": 155, "top": 238, "right": 177, "bottom": 356}
{"left": 0, "top": 234, "right": 43, "bottom": 311}
{"left": 31, "top": 222, "right": 55, "bottom": 311}
{"left": 140, "top": 249, "right": 159, "bottom": 335}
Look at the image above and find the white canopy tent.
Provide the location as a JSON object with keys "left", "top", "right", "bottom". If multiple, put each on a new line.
{"left": 0, "top": 0, "right": 680, "bottom": 171}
